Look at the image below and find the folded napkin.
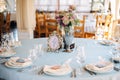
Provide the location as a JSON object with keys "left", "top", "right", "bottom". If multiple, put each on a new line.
{"left": 85, "top": 61, "right": 114, "bottom": 73}
{"left": 43, "top": 64, "right": 72, "bottom": 75}
{"left": 5, "top": 57, "right": 32, "bottom": 68}
{"left": 0, "top": 48, "right": 16, "bottom": 57}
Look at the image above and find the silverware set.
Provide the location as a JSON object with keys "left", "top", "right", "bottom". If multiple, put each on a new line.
{"left": 114, "top": 66, "right": 120, "bottom": 71}
{"left": 38, "top": 67, "right": 44, "bottom": 75}
{"left": 71, "top": 68, "right": 76, "bottom": 78}
{"left": 70, "top": 67, "right": 97, "bottom": 78}
{"left": 84, "top": 67, "right": 97, "bottom": 75}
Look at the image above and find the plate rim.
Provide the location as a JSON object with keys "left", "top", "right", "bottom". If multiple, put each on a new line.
{"left": 0, "top": 50, "right": 16, "bottom": 57}
{"left": 5, "top": 61, "right": 32, "bottom": 68}
{"left": 85, "top": 64, "right": 113, "bottom": 73}
{"left": 43, "top": 66, "right": 72, "bottom": 76}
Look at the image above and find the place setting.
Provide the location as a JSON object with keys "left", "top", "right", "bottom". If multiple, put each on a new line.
{"left": 109, "top": 44, "right": 120, "bottom": 61}
{"left": 5, "top": 57, "right": 32, "bottom": 68}
{"left": 84, "top": 61, "right": 114, "bottom": 74}
{"left": 2, "top": 32, "right": 22, "bottom": 48}
{"left": 75, "top": 46, "right": 114, "bottom": 76}
{"left": 41, "top": 64, "right": 72, "bottom": 76}
{"left": 4, "top": 54, "right": 34, "bottom": 69}
{"left": 113, "top": 45, "right": 120, "bottom": 52}
{"left": 0, "top": 42, "right": 16, "bottom": 59}
{"left": 0, "top": 33, "right": 22, "bottom": 65}
{"left": 3, "top": 55, "right": 34, "bottom": 73}
{"left": 109, "top": 47, "right": 120, "bottom": 72}
{"left": 0, "top": 33, "right": 22, "bottom": 58}
{"left": 37, "top": 58, "right": 73, "bottom": 77}
{"left": 0, "top": 42, "right": 16, "bottom": 64}
{"left": 97, "top": 40, "right": 114, "bottom": 46}
{"left": 83, "top": 56, "right": 114, "bottom": 76}
{"left": 3, "top": 44, "right": 44, "bottom": 73}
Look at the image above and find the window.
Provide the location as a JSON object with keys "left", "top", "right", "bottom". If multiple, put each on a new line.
{"left": 0, "top": 0, "right": 6, "bottom": 12}
{"left": 35, "top": 0, "right": 58, "bottom": 11}
{"left": 59, "top": 0, "right": 75, "bottom": 10}
{"left": 34, "top": 0, "right": 92, "bottom": 12}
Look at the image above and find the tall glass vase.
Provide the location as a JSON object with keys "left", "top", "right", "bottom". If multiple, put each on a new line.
{"left": 63, "top": 26, "right": 74, "bottom": 52}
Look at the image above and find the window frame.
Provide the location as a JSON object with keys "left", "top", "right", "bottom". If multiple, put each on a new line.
{"left": 34, "top": 0, "right": 92, "bottom": 12}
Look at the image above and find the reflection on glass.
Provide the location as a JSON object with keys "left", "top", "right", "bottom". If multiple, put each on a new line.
{"left": 76, "top": 46, "right": 86, "bottom": 75}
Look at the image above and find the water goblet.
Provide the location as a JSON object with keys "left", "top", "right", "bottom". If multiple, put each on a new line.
{"left": 38, "top": 44, "right": 44, "bottom": 56}
{"left": 28, "top": 49, "right": 38, "bottom": 62}
{"left": 76, "top": 46, "right": 86, "bottom": 75}
{"left": 34, "top": 44, "right": 43, "bottom": 57}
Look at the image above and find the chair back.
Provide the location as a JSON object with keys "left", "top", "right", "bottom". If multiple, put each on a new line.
{"left": 5, "top": 12, "right": 11, "bottom": 33}
{"left": 104, "top": 14, "right": 112, "bottom": 27}
{"left": 0, "top": 13, "right": 4, "bottom": 33}
{"left": 96, "top": 14, "right": 104, "bottom": 27}
{"left": 35, "top": 12, "right": 46, "bottom": 37}
{"left": 74, "top": 15, "right": 86, "bottom": 38}
{"left": 96, "top": 14, "right": 112, "bottom": 39}
{"left": 0, "top": 13, "right": 4, "bottom": 25}
{"left": 45, "top": 19, "right": 58, "bottom": 37}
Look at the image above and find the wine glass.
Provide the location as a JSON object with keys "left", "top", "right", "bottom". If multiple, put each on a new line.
{"left": 34, "top": 44, "right": 43, "bottom": 57}
{"left": 95, "top": 26, "right": 104, "bottom": 40}
{"left": 76, "top": 46, "right": 86, "bottom": 75}
{"left": 28, "top": 49, "right": 38, "bottom": 62}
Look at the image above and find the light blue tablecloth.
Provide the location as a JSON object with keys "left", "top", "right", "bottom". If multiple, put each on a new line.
{"left": 0, "top": 38, "right": 120, "bottom": 80}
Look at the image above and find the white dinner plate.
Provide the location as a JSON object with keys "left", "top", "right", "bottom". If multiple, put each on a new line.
{"left": 0, "top": 49, "right": 16, "bottom": 58}
{"left": 85, "top": 62, "right": 114, "bottom": 73}
{"left": 43, "top": 65, "right": 72, "bottom": 76}
{"left": 5, "top": 62, "right": 32, "bottom": 68}
{"left": 5, "top": 57, "right": 32, "bottom": 68}
{"left": 44, "top": 69, "right": 72, "bottom": 76}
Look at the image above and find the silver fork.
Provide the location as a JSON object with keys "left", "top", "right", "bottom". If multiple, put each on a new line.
{"left": 71, "top": 68, "right": 76, "bottom": 78}
{"left": 38, "top": 67, "right": 44, "bottom": 75}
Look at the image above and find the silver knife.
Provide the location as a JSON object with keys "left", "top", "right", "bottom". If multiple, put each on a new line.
{"left": 73, "top": 69, "right": 76, "bottom": 78}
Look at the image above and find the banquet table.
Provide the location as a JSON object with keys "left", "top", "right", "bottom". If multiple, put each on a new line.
{"left": 0, "top": 38, "right": 120, "bottom": 80}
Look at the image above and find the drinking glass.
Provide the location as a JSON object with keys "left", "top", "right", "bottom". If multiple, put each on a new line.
{"left": 28, "top": 49, "right": 38, "bottom": 62}
{"left": 95, "top": 26, "right": 104, "bottom": 40}
{"left": 38, "top": 44, "right": 44, "bottom": 56}
{"left": 34, "top": 44, "right": 43, "bottom": 57}
{"left": 76, "top": 46, "right": 86, "bottom": 75}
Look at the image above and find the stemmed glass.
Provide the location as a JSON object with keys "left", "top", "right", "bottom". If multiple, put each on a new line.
{"left": 76, "top": 46, "right": 86, "bottom": 75}
{"left": 26, "top": 44, "right": 43, "bottom": 72}
{"left": 28, "top": 49, "right": 38, "bottom": 62}
{"left": 95, "top": 26, "right": 104, "bottom": 40}
{"left": 34, "top": 44, "right": 43, "bottom": 57}
{"left": 28, "top": 44, "right": 43, "bottom": 61}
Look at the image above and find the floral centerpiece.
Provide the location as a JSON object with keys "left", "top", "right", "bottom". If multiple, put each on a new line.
{"left": 55, "top": 5, "right": 79, "bottom": 52}
{"left": 55, "top": 9, "right": 79, "bottom": 33}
